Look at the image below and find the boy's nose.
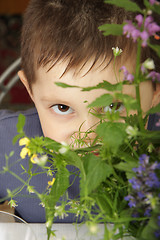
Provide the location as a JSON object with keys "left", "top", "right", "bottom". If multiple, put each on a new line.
{"left": 70, "top": 114, "right": 99, "bottom": 147}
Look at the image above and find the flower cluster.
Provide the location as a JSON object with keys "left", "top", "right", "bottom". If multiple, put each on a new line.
{"left": 19, "top": 137, "right": 31, "bottom": 159}
{"left": 123, "top": 14, "right": 160, "bottom": 47}
{"left": 125, "top": 154, "right": 160, "bottom": 217}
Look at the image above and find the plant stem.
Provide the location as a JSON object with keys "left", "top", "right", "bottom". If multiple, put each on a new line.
{"left": 135, "top": 39, "right": 144, "bottom": 132}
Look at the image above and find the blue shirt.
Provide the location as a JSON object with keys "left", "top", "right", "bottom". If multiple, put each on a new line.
{"left": 0, "top": 108, "right": 80, "bottom": 223}
{"left": 0, "top": 108, "right": 159, "bottom": 223}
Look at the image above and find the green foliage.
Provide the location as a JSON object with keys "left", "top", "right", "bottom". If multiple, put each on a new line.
{"left": 99, "top": 23, "right": 124, "bottom": 36}
{"left": 82, "top": 81, "right": 122, "bottom": 92}
{"left": 88, "top": 94, "right": 113, "bottom": 108}
{"left": 45, "top": 166, "right": 70, "bottom": 239}
{"left": 80, "top": 154, "right": 113, "bottom": 197}
{"left": 105, "top": 0, "right": 143, "bottom": 13}
{"left": 96, "top": 122, "right": 127, "bottom": 153}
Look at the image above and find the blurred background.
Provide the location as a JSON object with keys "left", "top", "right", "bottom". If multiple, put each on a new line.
{"left": 0, "top": 0, "right": 33, "bottom": 110}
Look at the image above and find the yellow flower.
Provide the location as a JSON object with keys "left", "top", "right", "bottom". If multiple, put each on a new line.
{"left": 30, "top": 154, "right": 38, "bottom": 164}
{"left": 20, "top": 147, "right": 31, "bottom": 159}
{"left": 48, "top": 177, "right": 56, "bottom": 186}
{"left": 19, "top": 137, "right": 30, "bottom": 146}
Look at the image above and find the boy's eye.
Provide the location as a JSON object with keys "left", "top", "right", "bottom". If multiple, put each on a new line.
{"left": 51, "top": 104, "right": 74, "bottom": 115}
{"left": 103, "top": 102, "right": 124, "bottom": 113}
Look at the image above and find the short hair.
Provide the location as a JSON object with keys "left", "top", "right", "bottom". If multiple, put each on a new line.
{"left": 21, "top": 0, "right": 159, "bottom": 89}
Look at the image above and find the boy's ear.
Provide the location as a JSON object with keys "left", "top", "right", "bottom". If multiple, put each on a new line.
{"left": 18, "top": 70, "right": 34, "bottom": 102}
{"left": 151, "top": 83, "right": 160, "bottom": 107}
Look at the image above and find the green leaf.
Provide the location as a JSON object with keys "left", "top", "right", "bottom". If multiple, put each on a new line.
{"left": 43, "top": 137, "right": 61, "bottom": 152}
{"left": 99, "top": 23, "right": 123, "bottom": 36}
{"left": 80, "top": 154, "right": 113, "bottom": 197}
{"left": 55, "top": 82, "right": 79, "bottom": 88}
{"left": 96, "top": 122, "right": 127, "bottom": 153}
{"left": 95, "top": 194, "right": 113, "bottom": 216}
{"left": 149, "top": 44, "right": 160, "bottom": 58}
{"left": 88, "top": 94, "right": 113, "bottom": 108}
{"left": 45, "top": 166, "right": 70, "bottom": 238}
{"left": 152, "top": 4, "right": 160, "bottom": 15}
{"left": 16, "top": 114, "right": 26, "bottom": 134}
{"left": 82, "top": 81, "right": 122, "bottom": 92}
{"left": 63, "top": 150, "right": 85, "bottom": 173}
{"left": 105, "top": 0, "right": 143, "bottom": 13}
{"left": 115, "top": 92, "right": 139, "bottom": 112}
{"left": 12, "top": 133, "right": 25, "bottom": 145}
{"left": 147, "top": 103, "right": 160, "bottom": 115}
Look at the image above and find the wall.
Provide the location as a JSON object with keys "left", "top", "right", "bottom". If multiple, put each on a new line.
{"left": 0, "top": 0, "right": 29, "bottom": 14}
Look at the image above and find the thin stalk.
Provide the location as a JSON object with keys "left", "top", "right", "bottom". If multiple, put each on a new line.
{"left": 135, "top": 39, "right": 144, "bottom": 132}
{"left": 7, "top": 169, "right": 40, "bottom": 197}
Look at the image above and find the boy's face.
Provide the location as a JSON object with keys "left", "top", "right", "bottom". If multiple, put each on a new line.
{"left": 19, "top": 59, "right": 154, "bottom": 146}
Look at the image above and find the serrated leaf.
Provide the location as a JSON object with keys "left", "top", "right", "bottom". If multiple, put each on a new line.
{"left": 99, "top": 23, "right": 123, "bottom": 36}
{"left": 96, "top": 122, "right": 127, "bottom": 152}
{"left": 88, "top": 94, "right": 113, "bottom": 108}
{"left": 147, "top": 103, "right": 160, "bottom": 115}
{"left": 16, "top": 114, "right": 25, "bottom": 134}
{"left": 80, "top": 154, "right": 113, "bottom": 197}
{"left": 105, "top": 0, "right": 143, "bottom": 13}
{"left": 82, "top": 81, "right": 122, "bottom": 92}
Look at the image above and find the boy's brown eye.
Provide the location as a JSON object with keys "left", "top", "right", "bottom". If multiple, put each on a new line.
{"left": 58, "top": 104, "right": 70, "bottom": 112}
{"left": 51, "top": 104, "right": 74, "bottom": 115}
{"left": 109, "top": 102, "right": 122, "bottom": 110}
{"left": 103, "top": 102, "right": 124, "bottom": 113}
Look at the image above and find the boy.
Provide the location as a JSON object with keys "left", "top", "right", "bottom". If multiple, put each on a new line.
{"left": 0, "top": 0, "right": 160, "bottom": 223}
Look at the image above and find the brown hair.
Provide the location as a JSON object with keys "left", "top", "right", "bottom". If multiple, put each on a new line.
{"left": 21, "top": 0, "right": 159, "bottom": 89}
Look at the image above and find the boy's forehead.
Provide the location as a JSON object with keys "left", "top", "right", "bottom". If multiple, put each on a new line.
{"left": 36, "top": 54, "right": 135, "bottom": 82}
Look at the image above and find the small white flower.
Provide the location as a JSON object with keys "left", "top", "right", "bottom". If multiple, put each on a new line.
{"left": 112, "top": 47, "right": 123, "bottom": 57}
{"left": 59, "top": 142, "right": 69, "bottom": 154}
{"left": 87, "top": 222, "right": 99, "bottom": 235}
{"left": 126, "top": 126, "right": 138, "bottom": 139}
{"left": 142, "top": 58, "right": 155, "bottom": 70}
{"left": 8, "top": 199, "right": 18, "bottom": 208}
{"left": 30, "top": 154, "right": 48, "bottom": 166}
{"left": 27, "top": 186, "right": 34, "bottom": 193}
{"left": 46, "top": 219, "right": 52, "bottom": 228}
{"left": 39, "top": 202, "right": 45, "bottom": 208}
{"left": 54, "top": 205, "right": 68, "bottom": 219}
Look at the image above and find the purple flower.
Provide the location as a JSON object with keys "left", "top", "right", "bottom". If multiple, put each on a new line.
{"left": 144, "top": 16, "right": 153, "bottom": 29}
{"left": 147, "top": 71, "right": 160, "bottom": 82}
{"left": 139, "top": 154, "right": 149, "bottom": 165}
{"left": 158, "top": 216, "right": 160, "bottom": 227}
{"left": 125, "top": 154, "right": 160, "bottom": 219}
{"left": 144, "top": 208, "right": 151, "bottom": 217}
{"left": 146, "top": 172, "right": 160, "bottom": 188}
{"left": 155, "top": 230, "right": 160, "bottom": 238}
{"left": 137, "top": 191, "right": 145, "bottom": 199}
{"left": 135, "top": 14, "right": 143, "bottom": 27}
{"left": 140, "top": 31, "right": 149, "bottom": 47}
{"left": 149, "top": 0, "right": 156, "bottom": 5}
{"left": 147, "top": 22, "right": 160, "bottom": 36}
{"left": 129, "top": 178, "right": 141, "bottom": 190}
{"left": 120, "top": 66, "right": 134, "bottom": 82}
{"left": 123, "top": 14, "right": 160, "bottom": 47}
{"left": 123, "top": 20, "right": 135, "bottom": 38}
{"left": 124, "top": 195, "right": 136, "bottom": 208}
